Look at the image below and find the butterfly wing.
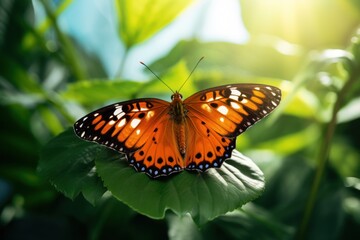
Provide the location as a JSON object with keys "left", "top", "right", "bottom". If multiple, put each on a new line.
{"left": 183, "top": 83, "right": 281, "bottom": 171}
{"left": 74, "top": 84, "right": 281, "bottom": 177}
{"left": 74, "top": 98, "right": 184, "bottom": 177}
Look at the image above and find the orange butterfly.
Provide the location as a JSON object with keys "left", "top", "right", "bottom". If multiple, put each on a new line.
{"left": 74, "top": 81, "right": 281, "bottom": 178}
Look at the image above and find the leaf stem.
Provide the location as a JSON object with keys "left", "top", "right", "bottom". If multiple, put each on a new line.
{"left": 116, "top": 46, "right": 131, "bottom": 78}
{"left": 295, "top": 61, "right": 358, "bottom": 239}
{"left": 39, "top": 0, "right": 86, "bottom": 81}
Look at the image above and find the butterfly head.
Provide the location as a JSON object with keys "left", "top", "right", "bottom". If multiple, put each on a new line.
{"left": 171, "top": 91, "right": 183, "bottom": 101}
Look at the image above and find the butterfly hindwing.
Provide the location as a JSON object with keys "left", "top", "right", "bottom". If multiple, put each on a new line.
{"left": 127, "top": 115, "right": 185, "bottom": 177}
{"left": 184, "top": 117, "right": 236, "bottom": 171}
{"left": 183, "top": 84, "right": 281, "bottom": 171}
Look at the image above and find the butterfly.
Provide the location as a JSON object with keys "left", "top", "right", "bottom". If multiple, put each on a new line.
{"left": 74, "top": 83, "right": 281, "bottom": 178}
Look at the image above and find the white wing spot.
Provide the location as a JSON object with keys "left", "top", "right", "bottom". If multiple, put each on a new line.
{"left": 136, "top": 129, "right": 141, "bottom": 135}
{"left": 109, "top": 120, "right": 116, "bottom": 125}
{"left": 271, "top": 91, "right": 277, "bottom": 96}
{"left": 94, "top": 113, "right": 99, "bottom": 117}
{"left": 217, "top": 106, "right": 229, "bottom": 115}
{"left": 116, "top": 112, "right": 125, "bottom": 120}
{"left": 83, "top": 117, "right": 88, "bottom": 121}
{"left": 263, "top": 110, "right": 268, "bottom": 114}
{"left": 93, "top": 136, "right": 98, "bottom": 140}
{"left": 241, "top": 99, "right": 248, "bottom": 104}
{"left": 266, "top": 86, "right": 272, "bottom": 90}
{"left": 118, "top": 118, "right": 126, "bottom": 127}
{"left": 271, "top": 101, "right": 278, "bottom": 106}
{"left": 130, "top": 118, "right": 141, "bottom": 128}
{"left": 230, "top": 101, "right": 240, "bottom": 109}
{"left": 220, "top": 117, "right": 225, "bottom": 123}
{"left": 79, "top": 123, "right": 83, "bottom": 128}
{"left": 254, "top": 87, "right": 260, "bottom": 90}
{"left": 81, "top": 131, "right": 85, "bottom": 137}
{"left": 114, "top": 107, "right": 122, "bottom": 116}
{"left": 231, "top": 89, "right": 241, "bottom": 96}
{"left": 230, "top": 95, "right": 238, "bottom": 101}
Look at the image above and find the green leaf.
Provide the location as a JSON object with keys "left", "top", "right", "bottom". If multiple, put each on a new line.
{"left": 38, "top": 106, "right": 64, "bottom": 135}
{"left": 38, "top": 128, "right": 106, "bottom": 205}
{"left": 96, "top": 146, "right": 265, "bottom": 225}
{"left": 61, "top": 80, "right": 142, "bottom": 105}
{"left": 115, "top": 0, "right": 193, "bottom": 47}
{"left": 150, "top": 39, "right": 305, "bottom": 80}
{"left": 278, "top": 84, "right": 319, "bottom": 119}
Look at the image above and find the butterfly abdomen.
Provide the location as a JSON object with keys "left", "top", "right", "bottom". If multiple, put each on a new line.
{"left": 175, "top": 123, "right": 186, "bottom": 158}
{"left": 169, "top": 92, "right": 188, "bottom": 159}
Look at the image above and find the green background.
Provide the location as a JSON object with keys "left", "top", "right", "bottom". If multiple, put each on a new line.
{"left": 1, "top": 0, "right": 360, "bottom": 239}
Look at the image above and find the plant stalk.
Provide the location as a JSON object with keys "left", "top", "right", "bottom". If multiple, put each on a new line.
{"left": 295, "top": 64, "right": 358, "bottom": 239}
{"left": 39, "top": 0, "right": 86, "bottom": 81}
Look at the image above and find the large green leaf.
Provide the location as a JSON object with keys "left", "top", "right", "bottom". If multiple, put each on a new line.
{"left": 38, "top": 129, "right": 107, "bottom": 205}
{"left": 39, "top": 128, "right": 265, "bottom": 225}
{"left": 115, "top": 0, "right": 193, "bottom": 47}
{"left": 61, "top": 80, "right": 142, "bottom": 105}
{"left": 97, "top": 149, "right": 265, "bottom": 226}
{"left": 150, "top": 39, "right": 305, "bottom": 80}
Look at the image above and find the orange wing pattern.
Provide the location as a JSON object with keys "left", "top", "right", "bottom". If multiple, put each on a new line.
{"left": 74, "top": 99, "right": 184, "bottom": 177}
{"left": 74, "top": 83, "right": 281, "bottom": 178}
{"left": 183, "top": 84, "right": 281, "bottom": 172}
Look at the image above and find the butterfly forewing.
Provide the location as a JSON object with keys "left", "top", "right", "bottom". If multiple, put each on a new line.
{"left": 183, "top": 84, "right": 281, "bottom": 171}
{"left": 184, "top": 84, "right": 281, "bottom": 137}
{"left": 74, "top": 98, "right": 186, "bottom": 177}
{"left": 74, "top": 98, "right": 166, "bottom": 152}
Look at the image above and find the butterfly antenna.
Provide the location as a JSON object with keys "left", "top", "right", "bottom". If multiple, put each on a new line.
{"left": 178, "top": 56, "right": 204, "bottom": 92}
{"left": 140, "top": 61, "right": 174, "bottom": 93}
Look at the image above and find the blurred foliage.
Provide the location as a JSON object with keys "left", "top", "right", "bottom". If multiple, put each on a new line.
{"left": 240, "top": 0, "right": 360, "bottom": 49}
{"left": 115, "top": 0, "right": 193, "bottom": 48}
{"left": 1, "top": 0, "right": 360, "bottom": 239}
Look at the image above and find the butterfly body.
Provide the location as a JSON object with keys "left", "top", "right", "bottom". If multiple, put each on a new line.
{"left": 169, "top": 92, "right": 187, "bottom": 157}
{"left": 74, "top": 84, "right": 281, "bottom": 178}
